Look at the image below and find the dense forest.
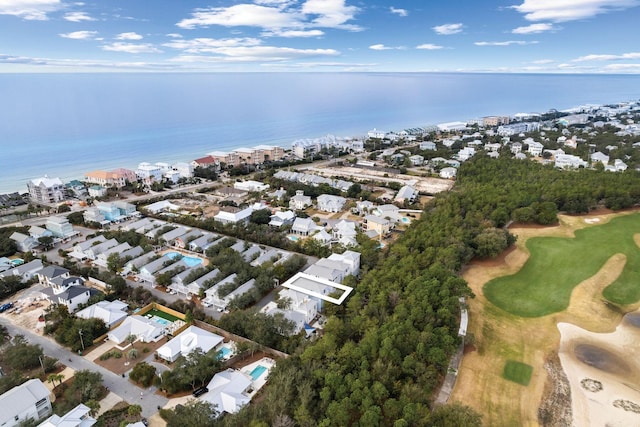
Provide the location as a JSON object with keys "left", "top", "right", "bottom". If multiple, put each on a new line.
{"left": 203, "top": 155, "right": 640, "bottom": 427}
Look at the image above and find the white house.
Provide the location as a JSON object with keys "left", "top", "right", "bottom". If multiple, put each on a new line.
{"left": 291, "top": 217, "right": 320, "bottom": 236}
{"left": 27, "top": 176, "right": 66, "bottom": 204}
{"left": 409, "top": 155, "right": 424, "bottom": 166}
{"left": 367, "top": 128, "right": 387, "bottom": 139}
{"left": 76, "top": 300, "right": 129, "bottom": 328}
{"left": 45, "top": 216, "right": 76, "bottom": 240}
{"left": 440, "top": 167, "right": 457, "bottom": 179}
{"left": 527, "top": 141, "right": 544, "bottom": 157}
{"left": 209, "top": 279, "right": 257, "bottom": 311}
{"left": 10, "top": 232, "right": 38, "bottom": 252}
{"left": 510, "top": 142, "right": 522, "bottom": 154}
{"left": 269, "top": 210, "right": 295, "bottom": 228}
{"left": 189, "top": 233, "right": 218, "bottom": 253}
{"left": 38, "top": 403, "right": 96, "bottom": 427}
{"left": 394, "top": 185, "right": 418, "bottom": 204}
{"left": 591, "top": 151, "right": 610, "bottom": 164}
{"left": 0, "top": 379, "right": 52, "bottom": 427}
{"left": 156, "top": 326, "right": 224, "bottom": 363}
{"left": 289, "top": 190, "right": 312, "bottom": 211}
{"left": 201, "top": 369, "right": 253, "bottom": 415}
{"left": 107, "top": 315, "right": 165, "bottom": 344}
{"left": 420, "top": 141, "right": 436, "bottom": 150}
{"left": 316, "top": 194, "right": 346, "bottom": 213}
{"left": 145, "top": 200, "right": 180, "bottom": 214}
{"left": 83, "top": 239, "right": 119, "bottom": 261}
{"left": 68, "top": 235, "right": 107, "bottom": 260}
{"left": 41, "top": 277, "right": 100, "bottom": 313}
{"left": 214, "top": 206, "right": 254, "bottom": 225}
{"left": 555, "top": 154, "right": 587, "bottom": 169}
{"left": 0, "top": 259, "right": 43, "bottom": 281}
{"left": 233, "top": 181, "right": 269, "bottom": 192}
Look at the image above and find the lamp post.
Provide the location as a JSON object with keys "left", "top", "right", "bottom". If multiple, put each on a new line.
{"left": 78, "top": 329, "right": 85, "bottom": 351}
{"left": 38, "top": 355, "right": 45, "bottom": 374}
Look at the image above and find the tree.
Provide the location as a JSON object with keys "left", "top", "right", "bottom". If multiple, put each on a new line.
{"left": 66, "top": 211, "right": 85, "bottom": 225}
{"left": 48, "top": 373, "right": 65, "bottom": 388}
{"left": 428, "top": 403, "right": 483, "bottom": 427}
{"left": 85, "top": 399, "right": 101, "bottom": 417}
{"left": 250, "top": 208, "right": 272, "bottom": 225}
{"left": 347, "top": 183, "right": 362, "bottom": 199}
{"left": 473, "top": 228, "right": 512, "bottom": 259}
{"left": 107, "top": 253, "right": 123, "bottom": 273}
{"left": 128, "top": 348, "right": 139, "bottom": 360}
{"left": 38, "top": 235, "right": 55, "bottom": 250}
{"left": 57, "top": 204, "right": 71, "bottom": 213}
{"left": 129, "top": 362, "right": 157, "bottom": 387}
{"left": 0, "top": 324, "right": 9, "bottom": 345}
{"left": 128, "top": 404, "right": 142, "bottom": 417}
{"left": 68, "top": 370, "right": 104, "bottom": 402}
{"left": 163, "top": 400, "right": 219, "bottom": 427}
{"left": 3, "top": 335, "right": 44, "bottom": 370}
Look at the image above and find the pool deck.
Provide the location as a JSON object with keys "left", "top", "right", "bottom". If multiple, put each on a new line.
{"left": 240, "top": 357, "right": 276, "bottom": 392}
{"left": 159, "top": 248, "right": 209, "bottom": 267}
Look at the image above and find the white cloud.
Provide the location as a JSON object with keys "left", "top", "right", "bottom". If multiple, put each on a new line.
{"left": 574, "top": 52, "right": 640, "bottom": 61}
{"left": 262, "top": 29, "right": 324, "bottom": 37}
{"left": 390, "top": 7, "right": 408, "bottom": 17}
{"left": 177, "top": 0, "right": 361, "bottom": 32}
{"left": 177, "top": 4, "right": 302, "bottom": 30}
{"left": 102, "top": 43, "right": 162, "bottom": 54}
{"left": 512, "top": 23, "right": 554, "bottom": 34}
{"left": 532, "top": 59, "right": 554, "bottom": 64}
{"left": 170, "top": 46, "right": 339, "bottom": 63}
{"left": 604, "top": 63, "right": 640, "bottom": 72}
{"left": 416, "top": 43, "right": 444, "bottom": 50}
{"left": 59, "top": 30, "right": 98, "bottom": 40}
{"left": 512, "top": 0, "right": 640, "bottom": 22}
{"left": 0, "top": 0, "right": 62, "bottom": 20}
{"left": 432, "top": 23, "right": 463, "bottom": 35}
{"left": 166, "top": 33, "right": 183, "bottom": 38}
{"left": 474, "top": 40, "right": 538, "bottom": 46}
{"left": 369, "top": 44, "right": 405, "bottom": 50}
{"left": 164, "top": 37, "right": 263, "bottom": 53}
{"left": 116, "top": 32, "right": 143, "bottom": 40}
{"left": 63, "top": 11, "right": 95, "bottom": 22}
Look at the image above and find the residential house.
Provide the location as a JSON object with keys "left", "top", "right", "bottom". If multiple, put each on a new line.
{"left": 37, "top": 266, "right": 70, "bottom": 286}
{"left": 510, "top": 142, "right": 522, "bottom": 154}
{"left": 45, "top": 216, "right": 76, "bottom": 239}
{"left": 288, "top": 190, "right": 312, "bottom": 211}
{"left": 28, "top": 226, "right": 53, "bottom": 241}
{"left": 38, "top": 403, "right": 96, "bottom": 427}
{"left": 103, "top": 246, "right": 144, "bottom": 270}
{"left": 262, "top": 288, "right": 319, "bottom": 334}
{"left": 312, "top": 229, "right": 333, "bottom": 246}
{"left": 137, "top": 257, "right": 170, "bottom": 283}
{"left": 0, "top": 257, "right": 13, "bottom": 273}
{"left": 527, "top": 141, "right": 544, "bottom": 157}
{"left": 107, "top": 315, "right": 165, "bottom": 345}
{"left": 202, "top": 273, "right": 237, "bottom": 307}
{"left": 68, "top": 235, "right": 106, "bottom": 260}
{"left": 241, "top": 245, "right": 262, "bottom": 262}
{"left": 189, "top": 232, "right": 218, "bottom": 253}
{"left": 280, "top": 271, "right": 354, "bottom": 313}
{"left": 209, "top": 279, "right": 257, "bottom": 311}
{"left": 440, "top": 167, "right": 457, "bottom": 179}
{"left": 291, "top": 217, "right": 320, "bottom": 236}
{"left": 145, "top": 200, "right": 180, "bottom": 214}
{"left": 457, "top": 147, "right": 476, "bottom": 161}
{"left": 394, "top": 185, "right": 418, "bottom": 204}
{"left": 88, "top": 185, "right": 107, "bottom": 199}
{"left": 591, "top": 151, "right": 610, "bottom": 164}
{"left": 233, "top": 181, "right": 269, "bottom": 192}
{"left": 156, "top": 326, "right": 224, "bottom": 363}
{"left": 85, "top": 170, "right": 130, "bottom": 188}
{"left": 250, "top": 249, "right": 287, "bottom": 267}
{"left": 41, "top": 276, "right": 100, "bottom": 312}
{"left": 363, "top": 215, "right": 392, "bottom": 237}
{"left": 214, "top": 207, "right": 253, "bottom": 225}
{"left": 409, "top": 155, "right": 424, "bottom": 166}
{"left": 27, "top": 176, "right": 66, "bottom": 204}
{"left": 159, "top": 227, "right": 191, "bottom": 246}
{"left": 93, "top": 202, "right": 136, "bottom": 223}
{"left": 174, "top": 230, "right": 203, "bottom": 249}
{"left": 181, "top": 268, "right": 221, "bottom": 297}
{"left": 76, "top": 300, "right": 128, "bottom": 328}
{"left": 555, "top": 154, "right": 587, "bottom": 169}
{"left": 332, "top": 220, "right": 357, "bottom": 245}
{"left": 0, "top": 379, "right": 52, "bottom": 427}
{"left": 122, "top": 252, "right": 157, "bottom": 276}
{"left": 0, "top": 259, "right": 43, "bottom": 281}
{"left": 353, "top": 200, "right": 375, "bottom": 215}
{"left": 83, "top": 239, "right": 119, "bottom": 261}
{"left": 135, "top": 163, "right": 163, "bottom": 183}
{"left": 316, "top": 194, "right": 346, "bottom": 213}
{"left": 10, "top": 232, "right": 38, "bottom": 252}
{"left": 83, "top": 208, "right": 107, "bottom": 226}
{"left": 201, "top": 369, "right": 253, "bottom": 415}
{"left": 269, "top": 211, "right": 295, "bottom": 228}
{"left": 419, "top": 141, "right": 436, "bottom": 150}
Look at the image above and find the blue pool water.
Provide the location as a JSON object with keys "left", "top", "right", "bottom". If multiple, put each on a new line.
{"left": 11, "top": 259, "right": 24, "bottom": 266}
{"left": 249, "top": 365, "right": 267, "bottom": 381}
{"left": 164, "top": 252, "right": 203, "bottom": 267}
{"left": 152, "top": 316, "right": 170, "bottom": 326}
{"left": 287, "top": 235, "right": 299, "bottom": 242}
{"left": 401, "top": 217, "right": 410, "bottom": 223}
{"left": 217, "top": 347, "right": 232, "bottom": 359}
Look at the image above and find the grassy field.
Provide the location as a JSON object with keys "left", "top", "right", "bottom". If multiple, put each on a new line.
{"left": 484, "top": 213, "right": 640, "bottom": 317}
{"left": 451, "top": 210, "right": 640, "bottom": 427}
{"left": 503, "top": 360, "right": 533, "bottom": 386}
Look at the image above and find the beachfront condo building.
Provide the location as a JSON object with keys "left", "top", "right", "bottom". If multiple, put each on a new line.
{"left": 27, "top": 176, "right": 66, "bottom": 204}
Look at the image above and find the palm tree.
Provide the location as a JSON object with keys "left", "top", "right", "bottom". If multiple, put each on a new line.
{"left": 47, "top": 373, "right": 65, "bottom": 388}
{"left": 127, "top": 404, "right": 142, "bottom": 417}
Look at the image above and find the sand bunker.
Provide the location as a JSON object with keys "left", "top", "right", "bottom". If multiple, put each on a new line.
{"left": 558, "top": 318, "right": 640, "bottom": 426}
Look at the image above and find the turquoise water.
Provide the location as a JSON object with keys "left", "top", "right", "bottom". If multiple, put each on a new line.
{"left": 401, "top": 217, "right": 410, "bottom": 223}
{"left": 287, "top": 236, "right": 299, "bottom": 242}
{"left": 217, "top": 347, "right": 232, "bottom": 359}
{"left": 11, "top": 259, "right": 24, "bottom": 266}
{"left": 249, "top": 365, "right": 267, "bottom": 381}
{"left": 152, "top": 316, "right": 170, "bottom": 326}
{"left": 164, "top": 252, "right": 203, "bottom": 267}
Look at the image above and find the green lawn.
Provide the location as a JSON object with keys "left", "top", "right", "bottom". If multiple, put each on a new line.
{"left": 502, "top": 360, "right": 533, "bottom": 386}
{"left": 484, "top": 213, "right": 640, "bottom": 317}
{"left": 146, "top": 308, "right": 180, "bottom": 322}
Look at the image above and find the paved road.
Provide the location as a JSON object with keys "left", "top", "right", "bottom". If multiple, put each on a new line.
{"left": 0, "top": 317, "right": 168, "bottom": 418}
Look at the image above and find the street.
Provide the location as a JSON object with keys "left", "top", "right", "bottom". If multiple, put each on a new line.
{"left": 0, "top": 317, "right": 168, "bottom": 418}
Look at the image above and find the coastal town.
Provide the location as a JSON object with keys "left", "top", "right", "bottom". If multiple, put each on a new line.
{"left": 1, "top": 99, "right": 640, "bottom": 426}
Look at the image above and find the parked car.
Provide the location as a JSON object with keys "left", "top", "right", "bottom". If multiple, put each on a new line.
{"left": 192, "top": 387, "right": 208, "bottom": 397}
{"left": 0, "top": 302, "right": 14, "bottom": 313}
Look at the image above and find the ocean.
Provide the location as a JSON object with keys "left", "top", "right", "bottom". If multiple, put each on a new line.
{"left": 1, "top": 72, "right": 639, "bottom": 194}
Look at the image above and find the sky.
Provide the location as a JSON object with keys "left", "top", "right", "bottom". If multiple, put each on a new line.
{"left": 1, "top": 0, "right": 640, "bottom": 73}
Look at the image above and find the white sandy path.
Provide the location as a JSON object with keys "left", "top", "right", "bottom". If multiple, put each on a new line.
{"left": 558, "top": 319, "right": 640, "bottom": 427}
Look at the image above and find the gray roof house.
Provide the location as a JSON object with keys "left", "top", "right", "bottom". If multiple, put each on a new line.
{"left": 10, "top": 232, "right": 38, "bottom": 252}
{"left": 0, "top": 259, "right": 43, "bottom": 281}
{"left": 316, "top": 194, "right": 347, "bottom": 213}
{"left": 0, "top": 379, "right": 52, "bottom": 427}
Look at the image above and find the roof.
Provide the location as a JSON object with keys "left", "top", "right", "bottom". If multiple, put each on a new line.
{"left": 282, "top": 272, "right": 353, "bottom": 305}
{"left": 202, "top": 369, "right": 252, "bottom": 414}
{"left": 39, "top": 265, "right": 70, "bottom": 280}
{"left": 29, "top": 176, "right": 63, "bottom": 187}
{"left": 76, "top": 300, "right": 128, "bottom": 327}
{"left": 38, "top": 403, "right": 95, "bottom": 427}
{"left": 157, "top": 326, "right": 223, "bottom": 360}
{"left": 0, "top": 379, "right": 50, "bottom": 426}
{"left": 108, "top": 315, "right": 164, "bottom": 344}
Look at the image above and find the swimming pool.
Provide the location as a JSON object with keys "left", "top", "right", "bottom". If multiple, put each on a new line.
{"left": 217, "top": 347, "right": 232, "bottom": 359}
{"left": 11, "top": 259, "right": 24, "bottom": 266}
{"left": 401, "top": 217, "right": 410, "bottom": 223}
{"left": 149, "top": 315, "right": 170, "bottom": 326}
{"left": 164, "top": 252, "right": 203, "bottom": 267}
{"left": 249, "top": 365, "right": 267, "bottom": 381}
{"left": 287, "top": 235, "right": 299, "bottom": 242}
